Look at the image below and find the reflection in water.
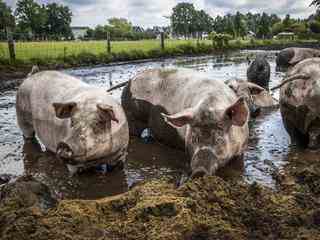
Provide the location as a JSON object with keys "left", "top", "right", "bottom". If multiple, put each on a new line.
{"left": 0, "top": 50, "right": 303, "bottom": 199}
{"left": 21, "top": 137, "right": 186, "bottom": 200}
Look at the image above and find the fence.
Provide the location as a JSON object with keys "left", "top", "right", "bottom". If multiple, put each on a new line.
{"left": 0, "top": 32, "right": 213, "bottom": 62}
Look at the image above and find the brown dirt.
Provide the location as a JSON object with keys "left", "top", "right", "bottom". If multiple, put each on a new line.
{"left": 1, "top": 158, "right": 320, "bottom": 240}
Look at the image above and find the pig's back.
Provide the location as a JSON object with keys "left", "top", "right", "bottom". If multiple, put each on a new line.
{"left": 128, "top": 68, "right": 236, "bottom": 113}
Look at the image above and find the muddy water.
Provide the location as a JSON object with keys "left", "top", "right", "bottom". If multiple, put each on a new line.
{"left": 0, "top": 50, "right": 301, "bottom": 199}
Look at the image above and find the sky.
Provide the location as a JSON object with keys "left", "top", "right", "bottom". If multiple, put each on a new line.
{"left": 4, "top": 0, "right": 316, "bottom": 28}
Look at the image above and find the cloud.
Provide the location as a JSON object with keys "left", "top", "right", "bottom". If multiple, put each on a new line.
{"left": 4, "top": 0, "right": 316, "bottom": 28}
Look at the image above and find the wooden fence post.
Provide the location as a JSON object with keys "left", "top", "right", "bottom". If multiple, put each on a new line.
{"left": 160, "top": 32, "right": 165, "bottom": 50}
{"left": 63, "top": 47, "right": 67, "bottom": 62}
{"left": 6, "top": 28, "right": 15, "bottom": 61}
{"left": 107, "top": 31, "right": 111, "bottom": 54}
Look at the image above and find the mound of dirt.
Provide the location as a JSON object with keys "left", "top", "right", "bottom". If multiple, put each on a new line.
{"left": 1, "top": 169, "right": 320, "bottom": 240}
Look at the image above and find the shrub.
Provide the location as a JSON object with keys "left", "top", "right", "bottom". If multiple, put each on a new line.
{"left": 76, "top": 51, "right": 99, "bottom": 65}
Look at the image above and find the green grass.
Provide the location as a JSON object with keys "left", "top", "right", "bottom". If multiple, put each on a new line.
{"left": 0, "top": 39, "right": 212, "bottom": 61}
{"left": 0, "top": 38, "right": 318, "bottom": 69}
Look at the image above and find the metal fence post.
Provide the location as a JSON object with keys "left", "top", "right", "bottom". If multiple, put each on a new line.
{"left": 6, "top": 28, "right": 15, "bottom": 61}
{"left": 107, "top": 31, "right": 111, "bottom": 54}
{"left": 160, "top": 32, "right": 165, "bottom": 50}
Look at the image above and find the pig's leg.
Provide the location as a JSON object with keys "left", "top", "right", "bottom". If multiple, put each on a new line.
{"left": 16, "top": 93, "right": 35, "bottom": 139}
{"left": 124, "top": 109, "right": 148, "bottom": 136}
{"left": 16, "top": 108, "right": 35, "bottom": 139}
{"left": 308, "top": 124, "right": 320, "bottom": 150}
{"left": 283, "top": 117, "right": 308, "bottom": 146}
{"left": 121, "top": 85, "right": 149, "bottom": 136}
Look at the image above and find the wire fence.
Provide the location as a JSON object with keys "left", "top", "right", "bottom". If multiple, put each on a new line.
{"left": 0, "top": 33, "right": 212, "bottom": 62}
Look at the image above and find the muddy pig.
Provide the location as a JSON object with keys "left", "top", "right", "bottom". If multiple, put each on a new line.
{"left": 274, "top": 58, "right": 320, "bottom": 149}
{"left": 276, "top": 48, "right": 320, "bottom": 69}
{"left": 122, "top": 68, "right": 249, "bottom": 177}
{"left": 247, "top": 54, "right": 271, "bottom": 89}
{"left": 16, "top": 71, "right": 129, "bottom": 173}
{"left": 226, "top": 79, "right": 278, "bottom": 117}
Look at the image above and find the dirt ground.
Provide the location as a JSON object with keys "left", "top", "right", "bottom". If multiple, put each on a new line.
{"left": 1, "top": 155, "right": 320, "bottom": 240}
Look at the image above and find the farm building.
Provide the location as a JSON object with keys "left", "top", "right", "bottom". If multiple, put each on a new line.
{"left": 71, "top": 26, "right": 89, "bottom": 40}
{"left": 275, "top": 32, "right": 296, "bottom": 40}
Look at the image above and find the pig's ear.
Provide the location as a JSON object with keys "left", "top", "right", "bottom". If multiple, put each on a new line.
{"left": 53, "top": 102, "right": 77, "bottom": 119}
{"left": 161, "top": 108, "right": 194, "bottom": 128}
{"left": 224, "top": 97, "right": 248, "bottom": 127}
{"left": 97, "top": 104, "right": 119, "bottom": 123}
{"left": 247, "top": 82, "right": 265, "bottom": 95}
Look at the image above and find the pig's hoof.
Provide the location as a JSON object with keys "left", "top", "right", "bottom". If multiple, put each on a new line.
{"left": 66, "top": 164, "right": 79, "bottom": 176}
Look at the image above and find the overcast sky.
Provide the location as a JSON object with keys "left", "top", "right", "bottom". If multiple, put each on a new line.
{"left": 5, "top": 0, "right": 316, "bottom": 28}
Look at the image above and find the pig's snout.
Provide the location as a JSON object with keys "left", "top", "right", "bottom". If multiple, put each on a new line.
{"left": 191, "top": 147, "right": 217, "bottom": 178}
{"left": 57, "top": 142, "right": 74, "bottom": 159}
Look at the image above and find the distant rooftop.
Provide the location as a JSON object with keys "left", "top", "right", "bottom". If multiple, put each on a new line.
{"left": 71, "top": 26, "right": 89, "bottom": 30}
{"left": 277, "top": 32, "right": 295, "bottom": 35}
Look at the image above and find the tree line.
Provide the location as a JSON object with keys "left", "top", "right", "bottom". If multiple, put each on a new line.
{"left": 171, "top": 2, "right": 320, "bottom": 39}
{"left": 0, "top": 0, "right": 72, "bottom": 40}
{"left": 84, "top": 18, "right": 170, "bottom": 41}
{"left": 1, "top": 0, "right": 320, "bottom": 41}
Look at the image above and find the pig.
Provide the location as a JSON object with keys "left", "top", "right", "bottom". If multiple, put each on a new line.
{"left": 276, "top": 48, "right": 320, "bottom": 70}
{"left": 121, "top": 68, "right": 249, "bottom": 177}
{"left": 225, "top": 79, "right": 279, "bottom": 117}
{"left": 274, "top": 58, "right": 320, "bottom": 149}
{"left": 247, "top": 54, "right": 271, "bottom": 89}
{"left": 16, "top": 71, "right": 129, "bottom": 173}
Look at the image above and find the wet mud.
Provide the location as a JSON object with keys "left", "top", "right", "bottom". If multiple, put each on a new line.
{"left": 0, "top": 50, "right": 309, "bottom": 200}
{"left": 2, "top": 50, "right": 320, "bottom": 240}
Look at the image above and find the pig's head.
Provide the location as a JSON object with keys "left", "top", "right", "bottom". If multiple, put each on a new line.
{"left": 226, "top": 79, "right": 278, "bottom": 117}
{"left": 276, "top": 48, "right": 320, "bottom": 70}
{"left": 276, "top": 48, "right": 295, "bottom": 69}
{"left": 247, "top": 54, "right": 270, "bottom": 88}
{"left": 162, "top": 97, "right": 249, "bottom": 178}
{"left": 53, "top": 101, "right": 118, "bottom": 163}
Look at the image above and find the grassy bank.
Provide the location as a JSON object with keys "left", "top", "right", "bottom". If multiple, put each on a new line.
{"left": 0, "top": 38, "right": 318, "bottom": 80}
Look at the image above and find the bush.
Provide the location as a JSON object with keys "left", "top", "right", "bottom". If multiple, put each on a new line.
{"left": 76, "top": 51, "right": 99, "bottom": 65}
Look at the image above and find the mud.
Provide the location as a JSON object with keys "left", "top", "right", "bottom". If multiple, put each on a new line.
{"left": 0, "top": 50, "right": 291, "bottom": 200}
{"left": 1, "top": 170, "right": 320, "bottom": 240}
{"left": 1, "top": 50, "right": 320, "bottom": 239}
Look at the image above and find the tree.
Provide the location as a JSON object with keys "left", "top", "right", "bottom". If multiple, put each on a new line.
{"left": 170, "top": 3, "right": 197, "bottom": 39}
{"left": 290, "top": 22, "right": 308, "bottom": 35}
{"left": 257, "top": 12, "right": 271, "bottom": 38}
{"left": 283, "top": 14, "right": 294, "bottom": 29}
{"left": 46, "top": 3, "right": 72, "bottom": 39}
{"left": 271, "top": 22, "right": 285, "bottom": 35}
{"left": 194, "top": 10, "right": 213, "bottom": 38}
{"left": 224, "top": 14, "right": 236, "bottom": 36}
{"left": 106, "top": 18, "right": 133, "bottom": 40}
{"left": 0, "top": 0, "right": 15, "bottom": 37}
{"left": 15, "top": 0, "right": 47, "bottom": 38}
{"left": 234, "top": 11, "right": 246, "bottom": 38}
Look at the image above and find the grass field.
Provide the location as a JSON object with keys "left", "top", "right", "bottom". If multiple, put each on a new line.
{"left": 0, "top": 39, "right": 213, "bottom": 61}
{"left": 0, "top": 38, "right": 318, "bottom": 66}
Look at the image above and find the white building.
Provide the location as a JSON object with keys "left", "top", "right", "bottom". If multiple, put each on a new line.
{"left": 71, "top": 26, "right": 89, "bottom": 40}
